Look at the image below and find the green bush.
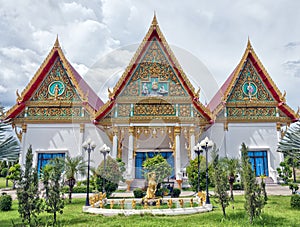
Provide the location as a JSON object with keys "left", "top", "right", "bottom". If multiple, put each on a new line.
{"left": 0, "top": 193, "right": 12, "bottom": 211}
{"left": 233, "top": 182, "right": 244, "bottom": 190}
{"left": 172, "top": 188, "right": 181, "bottom": 198}
{"left": 291, "top": 194, "right": 300, "bottom": 209}
{"left": 133, "top": 188, "right": 145, "bottom": 198}
{"left": 1, "top": 167, "right": 8, "bottom": 177}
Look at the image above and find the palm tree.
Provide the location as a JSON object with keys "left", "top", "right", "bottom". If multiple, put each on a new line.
{"left": 278, "top": 121, "right": 300, "bottom": 160}
{"left": 0, "top": 119, "right": 20, "bottom": 161}
{"left": 222, "top": 157, "right": 240, "bottom": 201}
{"left": 63, "top": 156, "right": 87, "bottom": 203}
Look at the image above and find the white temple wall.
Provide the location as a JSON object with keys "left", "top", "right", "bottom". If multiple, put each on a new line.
{"left": 205, "top": 122, "right": 282, "bottom": 182}
{"left": 22, "top": 123, "right": 111, "bottom": 171}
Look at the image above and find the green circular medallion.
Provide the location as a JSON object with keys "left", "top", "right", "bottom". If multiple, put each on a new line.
{"left": 242, "top": 82, "right": 257, "bottom": 96}
{"left": 48, "top": 81, "right": 65, "bottom": 96}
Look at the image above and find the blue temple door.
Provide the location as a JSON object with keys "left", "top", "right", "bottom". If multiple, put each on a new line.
{"left": 248, "top": 151, "right": 268, "bottom": 177}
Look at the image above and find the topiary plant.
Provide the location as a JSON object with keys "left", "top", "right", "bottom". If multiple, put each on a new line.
{"left": 133, "top": 188, "right": 145, "bottom": 198}
{"left": 291, "top": 194, "right": 300, "bottom": 209}
{"left": 172, "top": 188, "right": 181, "bottom": 198}
{"left": 0, "top": 193, "right": 12, "bottom": 211}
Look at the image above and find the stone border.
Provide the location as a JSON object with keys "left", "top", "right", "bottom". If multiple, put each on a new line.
{"left": 83, "top": 204, "right": 213, "bottom": 216}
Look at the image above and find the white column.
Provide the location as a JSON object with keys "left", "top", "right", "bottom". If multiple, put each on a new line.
{"left": 112, "top": 127, "right": 118, "bottom": 159}
{"left": 80, "top": 124, "right": 85, "bottom": 156}
{"left": 127, "top": 127, "right": 134, "bottom": 179}
{"left": 174, "top": 126, "right": 181, "bottom": 180}
{"left": 20, "top": 124, "right": 27, "bottom": 167}
{"left": 190, "top": 127, "right": 196, "bottom": 160}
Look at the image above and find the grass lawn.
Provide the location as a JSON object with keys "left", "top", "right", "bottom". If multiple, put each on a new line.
{"left": 0, "top": 195, "right": 300, "bottom": 226}
{"left": 0, "top": 177, "right": 12, "bottom": 189}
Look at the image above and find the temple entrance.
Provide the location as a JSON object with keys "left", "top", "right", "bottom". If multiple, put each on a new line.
{"left": 135, "top": 150, "right": 174, "bottom": 179}
{"left": 248, "top": 151, "right": 269, "bottom": 176}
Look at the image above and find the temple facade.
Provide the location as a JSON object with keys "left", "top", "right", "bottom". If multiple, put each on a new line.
{"left": 5, "top": 15, "right": 298, "bottom": 185}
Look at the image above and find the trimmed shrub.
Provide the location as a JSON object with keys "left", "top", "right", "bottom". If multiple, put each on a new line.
{"left": 0, "top": 193, "right": 12, "bottom": 211}
{"left": 233, "top": 182, "right": 244, "bottom": 190}
{"left": 291, "top": 194, "right": 300, "bottom": 209}
{"left": 1, "top": 167, "right": 8, "bottom": 177}
{"left": 133, "top": 188, "right": 145, "bottom": 198}
{"left": 172, "top": 188, "right": 181, "bottom": 198}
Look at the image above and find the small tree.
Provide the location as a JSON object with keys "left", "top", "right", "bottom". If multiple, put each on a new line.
{"left": 241, "top": 142, "right": 265, "bottom": 224}
{"left": 142, "top": 154, "right": 172, "bottom": 184}
{"left": 6, "top": 163, "right": 21, "bottom": 189}
{"left": 42, "top": 158, "right": 65, "bottom": 225}
{"left": 17, "top": 145, "right": 43, "bottom": 226}
{"left": 222, "top": 157, "right": 240, "bottom": 201}
{"left": 96, "top": 156, "right": 124, "bottom": 197}
{"left": 186, "top": 154, "right": 207, "bottom": 192}
{"left": 277, "top": 157, "right": 292, "bottom": 184}
{"left": 211, "top": 150, "right": 229, "bottom": 218}
{"left": 63, "top": 156, "right": 87, "bottom": 203}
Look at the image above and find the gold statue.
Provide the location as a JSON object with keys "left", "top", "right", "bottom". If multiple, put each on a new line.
{"left": 143, "top": 198, "right": 148, "bottom": 209}
{"left": 120, "top": 199, "right": 125, "bottom": 209}
{"left": 156, "top": 199, "right": 161, "bottom": 208}
{"left": 179, "top": 199, "right": 184, "bottom": 208}
{"left": 145, "top": 172, "right": 157, "bottom": 199}
{"left": 167, "top": 199, "right": 173, "bottom": 209}
{"left": 190, "top": 198, "right": 194, "bottom": 208}
{"left": 110, "top": 200, "right": 114, "bottom": 209}
{"left": 132, "top": 200, "right": 136, "bottom": 209}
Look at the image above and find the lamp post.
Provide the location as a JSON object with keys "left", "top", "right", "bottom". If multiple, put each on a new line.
{"left": 100, "top": 144, "right": 110, "bottom": 193}
{"left": 193, "top": 143, "right": 203, "bottom": 193}
{"left": 82, "top": 138, "right": 96, "bottom": 206}
{"left": 200, "top": 137, "right": 213, "bottom": 205}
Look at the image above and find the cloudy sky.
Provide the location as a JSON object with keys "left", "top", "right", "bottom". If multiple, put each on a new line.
{"left": 1, "top": 0, "right": 300, "bottom": 112}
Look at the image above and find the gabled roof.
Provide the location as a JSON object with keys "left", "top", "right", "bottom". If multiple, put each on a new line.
{"left": 5, "top": 37, "right": 103, "bottom": 120}
{"left": 208, "top": 39, "right": 298, "bottom": 122}
{"left": 95, "top": 15, "right": 212, "bottom": 123}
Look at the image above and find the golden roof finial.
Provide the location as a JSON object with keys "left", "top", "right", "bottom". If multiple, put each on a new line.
{"left": 281, "top": 90, "right": 286, "bottom": 102}
{"left": 152, "top": 11, "right": 158, "bottom": 26}
{"left": 247, "top": 36, "right": 252, "bottom": 50}
{"left": 54, "top": 35, "right": 60, "bottom": 48}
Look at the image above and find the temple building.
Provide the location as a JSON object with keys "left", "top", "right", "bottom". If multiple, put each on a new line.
{"left": 4, "top": 15, "right": 299, "bottom": 185}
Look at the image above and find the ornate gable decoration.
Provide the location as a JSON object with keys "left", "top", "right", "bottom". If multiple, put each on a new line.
{"left": 209, "top": 39, "right": 298, "bottom": 123}
{"left": 95, "top": 15, "right": 212, "bottom": 124}
{"left": 31, "top": 57, "right": 81, "bottom": 102}
{"left": 120, "top": 38, "right": 186, "bottom": 98}
{"left": 6, "top": 37, "right": 103, "bottom": 123}
{"left": 227, "top": 58, "right": 274, "bottom": 103}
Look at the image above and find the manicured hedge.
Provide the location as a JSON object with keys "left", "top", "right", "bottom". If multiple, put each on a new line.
{"left": 291, "top": 194, "right": 300, "bottom": 209}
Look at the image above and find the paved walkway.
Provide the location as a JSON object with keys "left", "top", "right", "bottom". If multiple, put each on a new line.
{"left": 0, "top": 184, "right": 292, "bottom": 200}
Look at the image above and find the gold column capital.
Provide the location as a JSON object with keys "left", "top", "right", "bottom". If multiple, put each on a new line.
{"left": 113, "top": 126, "right": 118, "bottom": 136}
{"left": 129, "top": 126, "right": 134, "bottom": 135}
{"left": 80, "top": 123, "right": 85, "bottom": 133}
{"left": 174, "top": 126, "right": 181, "bottom": 136}
{"left": 189, "top": 126, "right": 195, "bottom": 135}
{"left": 22, "top": 123, "right": 27, "bottom": 133}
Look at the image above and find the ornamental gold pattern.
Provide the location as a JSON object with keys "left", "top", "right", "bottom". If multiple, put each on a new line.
{"left": 228, "top": 59, "right": 273, "bottom": 102}
{"left": 31, "top": 57, "right": 81, "bottom": 102}
{"left": 179, "top": 104, "right": 190, "bottom": 117}
{"left": 134, "top": 103, "right": 175, "bottom": 116}
{"left": 118, "top": 104, "right": 131, "bottom": 117}
{"left": 120, "top": 39, "right": 186, "bottom": 98}
{"left": 27, "top": 107, "right": 83, "bottom": 118}
{"left": 227, "top": 107, "right": 276, "bottom": 119}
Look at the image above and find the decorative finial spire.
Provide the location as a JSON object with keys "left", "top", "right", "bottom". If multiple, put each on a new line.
{"left": 54, "top": 35, "right": 60, "bottom": 48}
{"left": 152, "top": 11, "right": 158, "bottom": 26}
{"left": 247, "top": 36, "right": 252, "bottom": 50}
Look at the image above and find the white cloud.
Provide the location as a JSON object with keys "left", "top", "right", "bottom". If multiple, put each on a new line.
{"left": 0, "top": 0, "right": 299, "bottom": 112}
